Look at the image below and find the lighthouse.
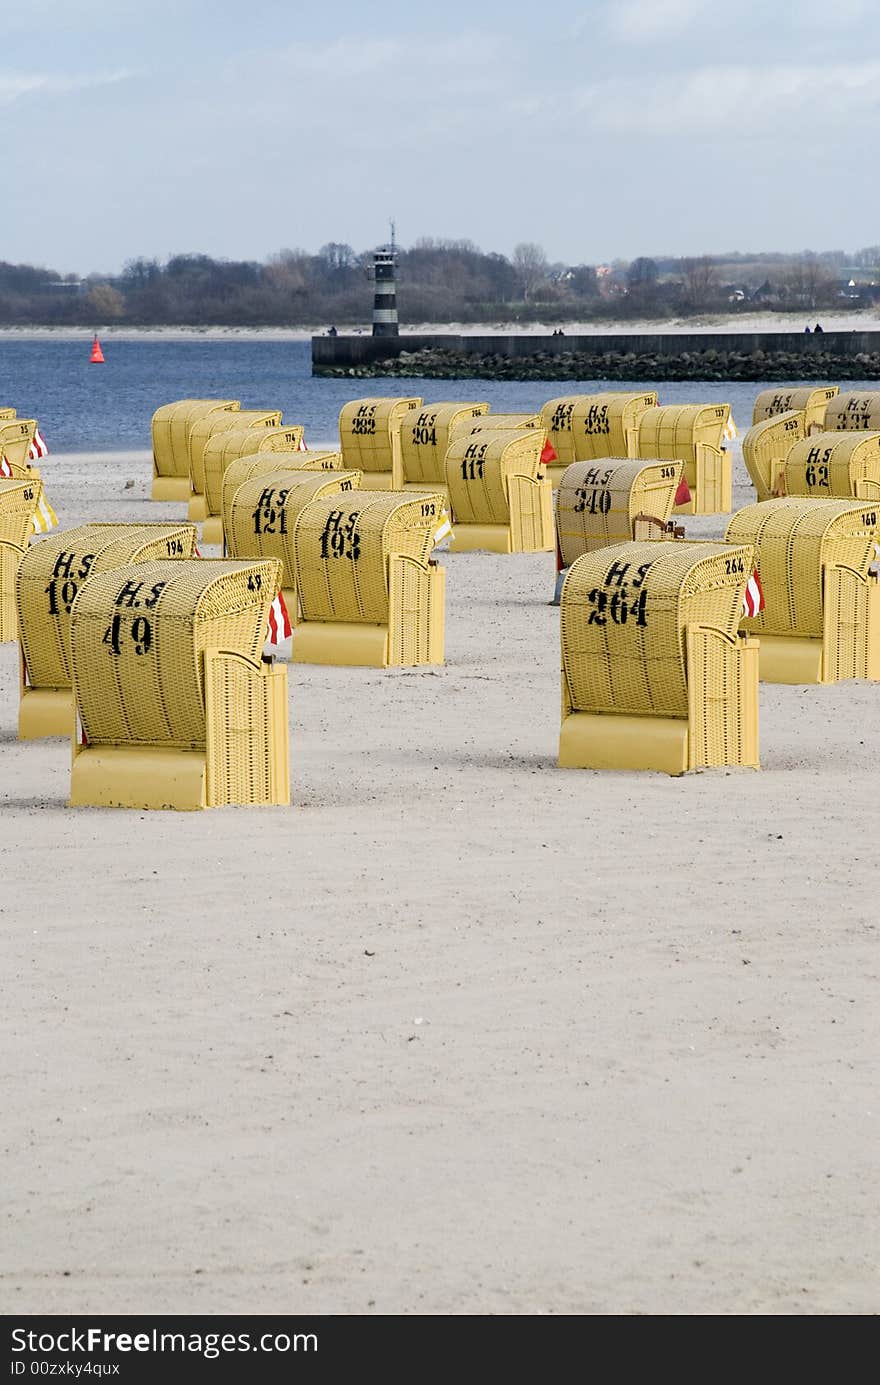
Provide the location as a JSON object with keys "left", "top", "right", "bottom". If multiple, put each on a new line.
{"left": 371, "top": 224, "right": 399, "bottom": 337}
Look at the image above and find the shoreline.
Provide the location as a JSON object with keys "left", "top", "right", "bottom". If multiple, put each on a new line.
{"left": 1, "top": 309, "right": 878, "bottom": 343}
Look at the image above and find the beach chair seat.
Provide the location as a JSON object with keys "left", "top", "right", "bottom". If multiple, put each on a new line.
{"left": 741, "top": 411, "right": 805, "bottom": 501}
{"left": 225, "top": 468, "right": 362, "bottom": 631}
{"left": 824, "top": 392, "right": 880, "bottom": 433}
{"left": 187, "top": 409, "right": 282, "bottom": 520}
{"left": 338, "top": 397, "right": 421, "bottom": 490}
{"left": 399, "top": 402, "right": 489, "bottom": 500}
{"left": 556, "top": 459, "right": 683, "bottom": 566}
{"left": 782, "top": 431, "right": 880, "bottom": 501}
{"left": 151, "top": 399, "right": 239, "bottom": 501}
{"left": 636, "top": 403, "right": 731, "bottom": 514}
{"left": 17, "top": 523, "right": 198, "bottom": 738}
{"left": 559, "top": 540, "right": 759, "bottom": 775}
{"left": 69, "top": 558, "right": 289, "bottom": 809}
{"left": 292, "top": 491, "right": 447, "bottom": 667}
{"left": 752, "top": 386, "right": 838, "bottom": 434}
{"left": 444, "top": 428, "right": 552, "bottom": 553}
{"left": 726, "top": 498, "right": 880, "bottom": 683}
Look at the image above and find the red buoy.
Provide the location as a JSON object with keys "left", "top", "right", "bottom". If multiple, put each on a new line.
{"left": 90, "top": 334, "right": 105, "bottom": 364}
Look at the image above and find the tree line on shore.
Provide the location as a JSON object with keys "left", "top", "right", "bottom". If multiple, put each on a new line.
{"left": 1, "top": 240, "right": 877, "bottom": 327}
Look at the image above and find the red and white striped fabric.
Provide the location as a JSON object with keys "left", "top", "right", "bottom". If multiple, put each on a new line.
{"left": 265, "top": 590, "right": 292, "bottom": 650}
{"left": 742, "top": 568, "right": 765, "bottom": 619}
{"left": 28, "top": 428, "right": 49, "bottom": 461}
{"left": 0, "top": 454, "right": 12, "bottom": 478}
{"left": 298, "top": 434, "right": 308, "bottom": 452}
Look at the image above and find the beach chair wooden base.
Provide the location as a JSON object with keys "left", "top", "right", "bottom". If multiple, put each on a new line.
{"left": 151, "top": 475, "right": 192, "bottom": 502}
{"left": 558, "top": 630, "right": 759, "bottom": 775}
{"left": 293, "top": 563, "right": 445, "bottom": 667}
{"left": 201, "top": 516, "right": 223, "bottom": 546}
{"left": 187, "top": 494, "right": 208, "bottom": 521}
{"left": 70, "top": 650, "right": 290, "bottom": 810}
{"left": 19, "top": 687, "right": 74, "bottom": 739}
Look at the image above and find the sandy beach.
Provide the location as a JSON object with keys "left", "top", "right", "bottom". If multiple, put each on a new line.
{"left": 1, "top": 441, "right": 877, "bottom": 1316}
{"left": 0, "top": 309, "right": 878, "bottom": 343}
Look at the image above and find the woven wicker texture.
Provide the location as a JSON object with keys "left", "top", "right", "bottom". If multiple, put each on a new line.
{"left": 295, "top": 491, "right": 444, "bottom": 624}
{"left": 151, "top": 400, "right": 239, "bottom": 481}
{"left": 726, "top": 498, "right": 878, "bottom": 638}
{"left": 570, "top": 392, "right": 658, "bottom": 461}
{"left": 226, "top": 471, "right": 362, "bottom": 583}
{"left": 444, "top": 429, "right": 545, "bottom": 525}
{"left": 204, "top": 651, "right": 288, "bottom": 806}
{"left": 71, "top": 558, "right": 280, "bottom": 749}
{"left": 824, "top": 392, "right": 880, "bottom": 432}
{"left": 561, "top": 540, "right": 753, "bottom": 718}
{"left": 637, "top": 402, "right": 729, "bottom": 459}
{"left": 540, "top": 397, "right": 600, "bottom": 466}
{"left": 0, "top": 418, "right": 38, "bottom": 471}
{"left": 399, "top": 402, "right": 489, "bottom": 486}
{"left": 189, "top": 409, "right": 282, "bottom": 498}
{"left": 0, "top": 478, "right": 43, "bottom": 547}
{"left": 742, "top": 412, "right": 805, "bottom": 500}
{"left": 219, "top": 450, "right": 344, "bottom": 537}
{"left": 0, "top": 407, "right": 17, "bottom": 420}
{"left": 202, "top": 424, "right": 307, "bottom": 518}
{"left": 451, "top": 412, "right": 542, "bottom": 439}
{"left": 338, "top": 398, "right": 421, "bottom": 482}
{"left": 18, "top": 523, "right": 198, "bottom": 693}
{"left": 1, "top": 541, "right": 25, "bottom": 641}
{"left": 783, "top": 431, "right": 880, "bottom": 499}
{"left": 556, "top": 459, "right": 681, "bottom": 566}
{"left": 753, "top": 386, "right": 838, "bottom": 431}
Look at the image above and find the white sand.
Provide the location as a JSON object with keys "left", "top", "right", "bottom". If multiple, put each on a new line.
{"left": 1, "top": 445, "right": 877, "bottom": 1315}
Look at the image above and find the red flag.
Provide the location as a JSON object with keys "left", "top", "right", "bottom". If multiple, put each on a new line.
{"left": 541, "top": 438, "right": 557, "bottom": 465}
{"left": 674, "top": 472, "right": 691, "bottom": 506}
{"left": 742, "top": 569, "right": 765, "bottom": 619}
{"left": 265, "top": 590, "right": 292, "bottom": 648}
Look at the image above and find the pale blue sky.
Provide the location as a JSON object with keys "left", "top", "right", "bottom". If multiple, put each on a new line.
{"left": 2, "top": 0, "right": 878, "bottom": 274}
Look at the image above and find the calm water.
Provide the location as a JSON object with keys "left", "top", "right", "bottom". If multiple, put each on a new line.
{"left": 0, "top": 337, "right": 873, "bottom": 452}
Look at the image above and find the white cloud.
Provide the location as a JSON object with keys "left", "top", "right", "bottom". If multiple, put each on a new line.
{"left": 0, "top": 70, "right": 132, "bottom": 106}
{"left": 604, "top": 0, "right": 707, "bottom": 41}
{"left": 573, "top": 60, "right": 880, "bottom": 136}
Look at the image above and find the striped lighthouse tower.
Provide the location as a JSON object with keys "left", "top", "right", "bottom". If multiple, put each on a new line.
{"left": 371, "top": 224, "right": 399, "bottom": 337}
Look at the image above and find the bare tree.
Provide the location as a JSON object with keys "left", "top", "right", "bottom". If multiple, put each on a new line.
{"left": 512, "top": 242, "right": 549, "bottom": 302}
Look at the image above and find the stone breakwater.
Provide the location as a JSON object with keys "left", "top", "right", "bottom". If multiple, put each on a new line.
{"left": 315, "top": 343, "right": 880, "bottom": 382}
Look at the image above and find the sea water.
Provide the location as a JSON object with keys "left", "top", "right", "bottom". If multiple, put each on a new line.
{"left": 0, "top": 336, "right": 873, "bottom": 453}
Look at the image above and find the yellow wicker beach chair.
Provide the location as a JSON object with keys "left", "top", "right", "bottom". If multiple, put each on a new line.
{"left": 187, "top": 408, "right": 283, "bottom": 520}
{"left": 0, "top": 477, "right": 44, "bottom": 547}
{"left": 17, "top": 523, "right": 198, "bottom": 739}
{"left": 539, "top": 396, "right": 600, "bottom": 483}
{"left": 292, "top": 491, "right": 447, "bottom": 667}
{"left": 444, "top": 429, "right": 553, "bottom": 553}
{"left": 338, "top": 397, "right": 421, "bottom": 490}
{"left": 225, "top": 469, "right": 362, "bottom": 629}
{"left": 150, "top": 399, "right": 240, "bottom": 501}
{"left": 0, "top": 407, "right": 17, "bottom": 421}
{"left": 824, "top": 392, "right": 880, "bottom": 433}
{"left": 200, "top": 426, "right": 309, "bottom": 543}
{"left": 782, "top": 431, "right": 880, "bottom": 500}
{"left": 399, "top": 402, "right": 490, "bottom": 499}
{"left": 752, "top": 386, "right": 838, "bottom": 434}
{"left": 452, "top": 412, "right": 543, "bottom": 437}
{"left": 636, "top": 403, "right": 731, "bottom": 514}
{"left": 559, "top": 540, "right": 759, "bottom": 775}
{"left": 741, "top": 411, "right": 806, "bottom": 501}
{"left": 726, "top": 498, "right": 880, "bottom": 683}
{"left": 218, "top": 449, "right": 343, "bottom": 548}
{"left": 0, "top": 479, "right": 45, "bottom": 639}
{"left": 69, "top": 558, "right": 289, "bottom": 810}
{"left": 1, "top": 541, "right": 26, "bottom": 642}
{"left": 556, "top": 460, "right": 683, "bottom": 567}
{"left": 0, "top": 418, "right": 39, "bottom": 477}
{"left": 568, "top": 392, "right": 658, "bottom": 473}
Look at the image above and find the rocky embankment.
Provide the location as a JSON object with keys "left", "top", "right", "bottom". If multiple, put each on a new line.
{"left": 315, "top": 344, "right": 880, "bottom": 381}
